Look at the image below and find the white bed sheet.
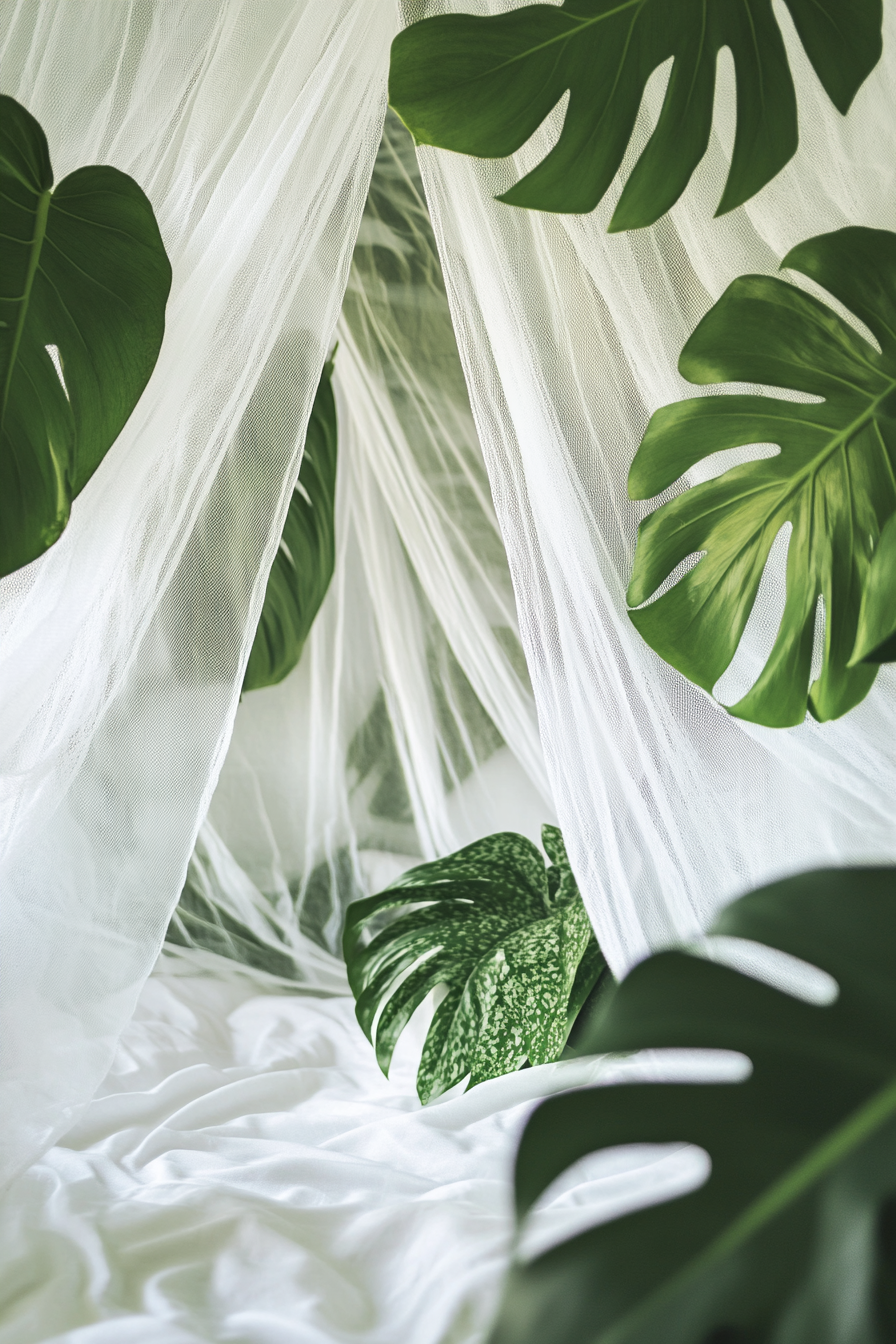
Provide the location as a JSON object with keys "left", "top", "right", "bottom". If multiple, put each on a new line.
{"left": 0, "top": 954, "right": 709, "bottom": 1344}
{"left": 0, "top": 959, "right": 576, "bottom": 1343}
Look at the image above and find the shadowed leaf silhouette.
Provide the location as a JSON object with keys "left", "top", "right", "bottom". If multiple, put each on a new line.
{"left": 243, "top": 351, "right": 338, "bottom": 691}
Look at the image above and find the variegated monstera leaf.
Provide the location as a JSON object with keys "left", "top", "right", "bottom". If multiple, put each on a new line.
{"left": 343, "top": 826, "right": 611, "bottom": 1103}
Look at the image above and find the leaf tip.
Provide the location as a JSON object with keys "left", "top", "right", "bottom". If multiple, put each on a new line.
{"left": 608, "top": 197, "right": 664, "bottom": 236}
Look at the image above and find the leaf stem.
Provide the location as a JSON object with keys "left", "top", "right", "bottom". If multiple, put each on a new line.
{"left": 599, "top": 1074, "right": 896, "bottom": 1343}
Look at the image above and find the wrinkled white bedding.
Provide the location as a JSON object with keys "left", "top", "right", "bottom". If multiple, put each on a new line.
{"left": 2, "top": 952, "right": 707, "bottom": 1344}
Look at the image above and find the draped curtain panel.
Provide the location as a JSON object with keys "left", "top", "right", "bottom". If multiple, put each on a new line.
{"left": 0, "top": 0, "right": 399, "bottom": 1185}
{"left": 204, "top": 113, "right": 551, "bottom": 969}
{"left": 419, "top": 0, "right": 896, "bottom": 973}
{"left": 2, "top": 0, "right": 895, "bottom": 1195}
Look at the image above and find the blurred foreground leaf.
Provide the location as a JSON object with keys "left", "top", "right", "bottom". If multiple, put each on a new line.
{"left": 491, "top": 867, "right": 896, "bottom": 1344}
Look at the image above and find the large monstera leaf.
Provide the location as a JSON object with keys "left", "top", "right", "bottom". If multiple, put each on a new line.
{"left": 489, "top": 867, "right": 896, "bottom": 1344}
{"left": 627, "top": 227, "right": 896, "bottom": 728}
{"left": 0, "top": 96, "right": 171, "bottom": 577}
{"left": 343, "top": 826, "right": 611, "bottom": 1104}
{"left": 854, "top": 513, "right": 896, "bottom": 666}
{"left": 388, "top": 0, "right": 882, "bottom": 228}
{"left": 243, "top": 352, "right": 338, "bottom": 691}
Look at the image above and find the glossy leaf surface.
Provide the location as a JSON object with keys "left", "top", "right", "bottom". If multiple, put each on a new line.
{"left": 243, "top": 352, "right": 338, "bottom": 691}
{"left": 491, "top": 867, "right": 896, "bottom": 1344}
{"left": 853, "top": 513, "right": 896, "bottom": 665}
{"left": 0, "top": 95, "right": 171, "bottom": 576}
{"left": 389, "top": 0, "right": 881, "bottom": 228}
{"left": 343, "top": 826, "right": 611, "bottom": 1103}
{"left": 627, "top": 227, "right": 896, "bottom": 727}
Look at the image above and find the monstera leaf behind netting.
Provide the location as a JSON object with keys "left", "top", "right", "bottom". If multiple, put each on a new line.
{"left": 170, "top": 113, "right": 551, "bottom": 971}
{"left": 492, "top": 869, "right": 896, "bottom": 1344}
{"left": 240, "top": 353, "right": 339, "bottom": 694}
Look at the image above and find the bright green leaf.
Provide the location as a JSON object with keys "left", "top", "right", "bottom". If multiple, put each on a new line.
{"left": 343, "top": 825, "right": 611, "bottom": 1103}
{"left": 0, "top": 95, "right": 171, "bottom": 577}
{"left": 243, "top": 351, "right": 338, "bottom": 691}
{"left": 853, "top": 513, "right": 896, "bottom": 665}
{"left": 388, "top": 0, "right": 882, "bottom": 228}
{"left": 627, "top": 226, "right": 896, "bottom": 728}
{"left": 491, "top": 867, "right": 896, "bottom": 1344}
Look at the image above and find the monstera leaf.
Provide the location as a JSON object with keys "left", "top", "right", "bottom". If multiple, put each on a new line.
{"left": 388, "top": 0, "right": 881, "bottom": 228}
{"left": 627, "top": 227, "right": 896, "bottom": 728}
{"left": 343, "top": 826, "right": 612, "bottom": 1103}
{"left": 489, "top": 867, "right": 896, "bottom": 1344}
{"left": 853, "top": 514, "right": 896, "bottom": 666}
{"left": 0, "top": 95, "right": 171, "bottom": 577}
{"left": 243, "top": 352, "right": 338, "bottom": 691}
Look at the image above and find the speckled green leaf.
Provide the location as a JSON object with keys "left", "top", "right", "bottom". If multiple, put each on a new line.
{"left": 343, "top": 826, "right": 612, "bottom": 1103}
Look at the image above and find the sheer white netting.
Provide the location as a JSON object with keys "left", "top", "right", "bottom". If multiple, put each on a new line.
{"left": 0, "top": 0, "right": 403, "bottom": 1183}
{"left": 183, "top": 112, "right": 551, "bottom": 975}
{"left": 1, "top": 0, "right": 895, "bottom": 1221}
{"left": 419, "top": 0, "right": 896, "bottom": 975}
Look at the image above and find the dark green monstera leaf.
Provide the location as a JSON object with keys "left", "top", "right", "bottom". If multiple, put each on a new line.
{"left": 243, "top": 352, "right": 338, "bottom": 691}
{"left": 489, "top": 867, "right": 896, "bottom": 1344}
{"left": 388, "top": 0, "right": 881, "bottom": 228}
{"left": 343, "top": 826, "right": 611, "bottom": 1103}
{"left": 627, "top": 227, "right": 896, "bottom": 728}
{"left": 0, "top": 95, "right": 171, "bottom": 577}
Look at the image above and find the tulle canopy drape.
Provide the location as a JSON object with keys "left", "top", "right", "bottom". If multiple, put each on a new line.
{"left": 1, "top": 0, "right": 895, "bottom": 1188}
{"left": 0, "top": 0, "right": 402, "bottom": 1183}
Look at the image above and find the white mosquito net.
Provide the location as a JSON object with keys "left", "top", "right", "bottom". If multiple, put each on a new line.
{"left": 193, "top": 113, "right": 551, "bottom": 956}
{"left": 0, "top": 0, "right": 405, "bottom": 1183}
{"left": 1, "top": 0, "right": 895, "bottom": 1263}
{"left": 418, "top": 1, "right": 896, "bottom": 972}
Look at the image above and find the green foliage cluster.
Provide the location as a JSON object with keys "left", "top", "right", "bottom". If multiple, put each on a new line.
{"left": 0, "top": 94, "right": 337, "bottom": 703}
{"left": 344, "top": 825, "right": 611, "bottom": 1102}
{"left": 388, "top": 0, "right": 894, "bottom": 730}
